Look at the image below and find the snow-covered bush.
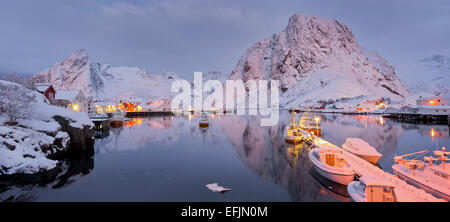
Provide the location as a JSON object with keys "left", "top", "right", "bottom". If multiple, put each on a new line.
{"left": 0, "top": 82, "right": 35, "bottom": 124}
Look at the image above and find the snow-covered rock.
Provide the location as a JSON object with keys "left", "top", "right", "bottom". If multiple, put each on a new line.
{"left": 0, "top": 80, "right": 94, "bottom": 176}
{"left": 230, "top": 14, "right": 408, "bottom": 110}
{"left": 33, "top": 49, "right": 179, "bottom": 104}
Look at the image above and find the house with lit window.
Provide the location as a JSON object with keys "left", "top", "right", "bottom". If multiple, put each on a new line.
{"left": 416, "top": 93, "right": 450, "bottom": 106}
{"left": 35, "top": 83, "right": 55, "bottom": 102}
{"left": 53, "top": 90, "right": 88, "bottom": 112}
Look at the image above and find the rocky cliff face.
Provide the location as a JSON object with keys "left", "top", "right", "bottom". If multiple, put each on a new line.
{"left": 230, "top": 14, "right": 408, "bottom": 108}
{"left": 33, "top": 49, "right": 178, "bottom": 103}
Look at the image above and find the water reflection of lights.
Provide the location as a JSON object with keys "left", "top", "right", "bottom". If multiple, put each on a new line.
{"left": 377, "top": 116, "right": 385, "bottom": 125}
{"left": 430, "top": 128, "right": 435, "bottom": 137}
{"left": 124, "top": 118, "right": 144, "bottom": 127}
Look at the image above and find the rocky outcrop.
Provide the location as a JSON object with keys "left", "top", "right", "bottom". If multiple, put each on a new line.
{"left": 52, "top": 115, "right": 94, "bottom": 156}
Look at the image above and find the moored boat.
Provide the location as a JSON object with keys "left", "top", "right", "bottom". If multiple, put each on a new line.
{"left": 308, "top": 146, "right": 355, "bottom": 185}
{"left": 110, "top": 111, "right": 124, "bottom": 128}
{"left": 341, "top": 138, "right": 382, "bottom": 164}
{"left": 199, "top": 112, "right": 209, "bottom": 128}
{"left": 285, "top": 112, "right": 302, "bottom": 143}
{"left": 347, "top": 176, "right": 397, "bottom": 202}
{"left": 392, "top": 147, "right": 450, "bottom": 201}
{"left": 299, "top": 116, "right": 322, "bottom": 136}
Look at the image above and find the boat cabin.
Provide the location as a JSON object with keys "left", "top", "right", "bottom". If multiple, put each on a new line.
{"left": 359, "top": 177, "right": 397, "bottom": 202}
{"left": 315, "top": 147, "right": 347, "bottom": 168}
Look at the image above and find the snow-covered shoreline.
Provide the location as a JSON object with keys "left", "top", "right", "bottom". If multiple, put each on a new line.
{"left": 0, "top": 80, "right": 94, "bottom": 180}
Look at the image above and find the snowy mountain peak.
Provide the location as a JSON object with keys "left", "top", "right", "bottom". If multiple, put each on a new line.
{"left": 33, "top": 49, "right": 179, "bottom": 104}
{"left": 231, "top": 14, "right": 408, "bottom": 109}
{"left": 420, "top": 54, "right": 450, "bottom": 69}
{"left": 397, "top": 54, "right": 450, "bottom": 96}
{"left": 68, "top": 48, "right": 88, "bottom": 61}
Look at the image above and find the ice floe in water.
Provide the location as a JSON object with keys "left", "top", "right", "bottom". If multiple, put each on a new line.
{"left": 206, "top": 183, "right": 231, "bottom": 193}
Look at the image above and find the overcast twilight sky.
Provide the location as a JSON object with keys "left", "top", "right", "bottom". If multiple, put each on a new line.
{"left": 1, "top": 0, "right": 449, "bottom": 78}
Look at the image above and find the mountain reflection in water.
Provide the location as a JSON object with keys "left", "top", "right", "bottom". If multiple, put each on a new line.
{"left": 1, "top": 112, "right": 449, "bottom": 202}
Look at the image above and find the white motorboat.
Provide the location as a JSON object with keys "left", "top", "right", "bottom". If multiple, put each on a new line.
{"left": 308, "top": 146, "right": 355, "bottom": 185}
{"left": 110, "top": 111, "right": 124, "bottom": 128}
{"left": 285, "top": 112, "right": 302, "bottom": 143}
{"left": 347, "top": 176, "right": 397, "bottom": 202}
{"left": 341, "top": 138, "right": 382, "bottom": 164}
{"left": 199, "top": 112, "right": 209, "bottom": 128}
{"left": 392, "top": 147, "right": 450, "bottom": 201}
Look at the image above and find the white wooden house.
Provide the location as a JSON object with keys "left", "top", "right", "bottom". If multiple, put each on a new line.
{"left": 53, "top": 90, "right": 88, "bottom": 112}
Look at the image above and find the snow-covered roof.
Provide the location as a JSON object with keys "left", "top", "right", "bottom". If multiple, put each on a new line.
{"left": 55, "top": 90, "right": 81, "bottom": 101}
{"left": 35, "top": 83, "right": 52, "bottom": 92}
{"left": 413, "top": 105, "right": 450, "bottom": 109}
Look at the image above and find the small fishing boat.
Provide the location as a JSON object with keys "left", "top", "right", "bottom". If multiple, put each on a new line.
{"left": 347, "top": 176, "right": 397, "bottom": 202}
{"left": 285, "top": 112, "right": 302, "bottom": 143}
{"left": 110, "top": 111, "right": 124, "bottom": 128}
{"left": 308, "top": 146, "right": 355, "bottom": 185}
{"left": 392, "top": 147, "right": 450, "bottom": 201}
{"left": 299, "top": 116, "right": 322, "bottom": 136}
{"left": 199, "top": 112, "right": 209, "bottom": 128}
{"left": 341, "top": 138, "right": 382, "bottom": 164}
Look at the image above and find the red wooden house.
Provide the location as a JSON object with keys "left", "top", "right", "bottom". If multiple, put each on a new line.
{"left": 35, "top": 83, "right": 56, "bottom": 101}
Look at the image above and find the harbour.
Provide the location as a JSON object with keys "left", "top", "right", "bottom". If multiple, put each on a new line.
{"left": 1, "top": 112, "right": 448, "bottom": 202}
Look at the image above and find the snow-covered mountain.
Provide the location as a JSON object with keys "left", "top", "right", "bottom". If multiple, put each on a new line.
{"left": 396, "top": 54, "right": 450, "bottom": 96}
{"left": 32, "top": 49, "right": 178, "bottom": 103}
{"left": 230, "top": 14, "right": 408, "bottom": 109}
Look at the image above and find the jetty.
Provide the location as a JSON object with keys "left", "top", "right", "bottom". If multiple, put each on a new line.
{"left": 125, "top": 111, "right": 174, "bottom": 117}
{"left": 298, "top": 129, "right": 444, "bottom": 202}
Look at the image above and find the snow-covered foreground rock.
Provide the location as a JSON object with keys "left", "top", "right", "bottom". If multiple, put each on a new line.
{"left": 230, "top": 14, "right": 408, "bottom": 110}
{"left": 0, "top": 80, "right": 94, "bottom": 178}
{"left": 32, "top": 49, "right": 179, "bottom": 104}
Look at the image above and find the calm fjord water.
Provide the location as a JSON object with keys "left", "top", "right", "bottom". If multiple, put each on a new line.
{"left": 1, "top": 112, "right": 449, "bottom": 202}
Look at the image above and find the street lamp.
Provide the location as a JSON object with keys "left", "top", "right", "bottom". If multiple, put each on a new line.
{"left": 314, "top": 117, "right": 320, "bottom": 143}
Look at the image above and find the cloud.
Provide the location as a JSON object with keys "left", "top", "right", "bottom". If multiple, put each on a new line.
{"left": 0, "top": 0, "right": 449, "bottom": 78}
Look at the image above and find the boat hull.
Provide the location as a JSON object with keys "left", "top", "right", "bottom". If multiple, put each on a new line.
{"left": 199, "top": 122, "right": 209, "bottom": 127}
{"left": 308, "top": 148, "right": 355, "bottom": 185}
{"left": 285, "top": 135, "right": 302, "bottom": 144}
{"left": 303, "top": 128, "right": 321, "bottom": 136}
{"left": 312, "top": 164, "right": 355, "bottom": 185}
{"left": 110, "top": 120, "right": 124, "bottom": 128}
{"left": 393, "top": 165, "right": 450, "bottom": 201}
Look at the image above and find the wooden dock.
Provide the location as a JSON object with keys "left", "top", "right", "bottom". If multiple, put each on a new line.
{"left": 297, "top": 129, "right": 443, "bottom": 202}
{"left": 126, "top": 111, "right": 174, "bottom": 117}
{"left": 388, "top": 113, "right": 449, "bottom": 124}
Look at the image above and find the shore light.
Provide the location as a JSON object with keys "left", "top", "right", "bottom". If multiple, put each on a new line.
{"left": 72, "top": 104, "right": 79, "bottom": 111}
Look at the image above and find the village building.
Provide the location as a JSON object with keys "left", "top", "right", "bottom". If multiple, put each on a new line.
{"left": 35, "top": 83, "right": 55, "bottom": 102}
{"left": 416, "top": 93, "right": 450, "bottom": 106}
{"left": 53, "top": 90, "right": 88, "bottom": 112}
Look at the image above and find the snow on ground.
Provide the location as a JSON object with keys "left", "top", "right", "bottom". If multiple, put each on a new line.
{"left": 0, "top": 125, "right": 59, "bottom": 175}
{"left": 0, "top": 80, "right": 93, "bottom": 176}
